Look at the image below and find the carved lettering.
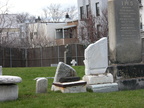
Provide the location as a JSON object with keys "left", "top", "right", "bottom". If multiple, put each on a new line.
{"left": 122, "top": 0, "right": 133, "bottom": 6}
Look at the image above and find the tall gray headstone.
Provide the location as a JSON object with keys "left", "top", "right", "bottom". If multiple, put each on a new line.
{"left": 108, "top": 0, "right": 141, "bottom": 64}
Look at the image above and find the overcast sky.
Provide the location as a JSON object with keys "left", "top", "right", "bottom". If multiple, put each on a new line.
{"left": 3, "top": 0, "right": 77, "bottom": 16}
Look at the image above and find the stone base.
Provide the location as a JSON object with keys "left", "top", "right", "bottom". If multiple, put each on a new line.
{"left": 117, "top": 77, "right": 144, "bottom": 90}
{"left": 108, "top": 63, "right": 144, "bottom": 81}
{"left": 83, "top": 73, "right": 113, "bottom": 85}
{"left": 85, "top": 68, "right": 106, "bottom": 75}
{"left": 52, "top": 80, "right": 87, "bottom": 93}
{"left": 0, "top": 84, "right": 18, "bottom": 102}
{"left": 87, "top": 83, "right": 118, "bottom": 93}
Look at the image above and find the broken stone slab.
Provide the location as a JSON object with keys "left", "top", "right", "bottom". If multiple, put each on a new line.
{"left": 83, "top": 73, "right": 113, "bottom": 85}
{"left": 59, "top": 77, "right": 80, "bottom": 83}
{"left": 0, "top": 76, "right": 22, "bottom": 84}
{"left": 36, "top": 78, "right": 48, "bottom": 93}
{"left": 87, "top": 83, "right": 118, "bottom": 93}
{"left": 53, "top": 80, "right": 87, "bottom": 93}
{"left": 51, "top": 62, "right": 77, "bottom": 91}
{"left": 84, "top": 37, "right": 108, "bottom": 75}
{"left": 53, "top": 62, "right": 77, "bottom": 82}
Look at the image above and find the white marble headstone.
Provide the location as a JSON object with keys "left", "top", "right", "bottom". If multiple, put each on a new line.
{"left": 84, "top": 37, "right": 108, "bottom": 75}
{"left": 36, "top": 78, "right": 48, "bottom": 93}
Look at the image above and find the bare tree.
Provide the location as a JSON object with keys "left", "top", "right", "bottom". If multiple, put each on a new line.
{"left": 78, "top": 2, "right": 108, "bottom": 45}
{"left": 0, "top": 1, "right": 20, "bottom": 48}
{"left": 43, "top": 4, "right": 64, "bottom": 22}
{"left": 42, "top": 3, "right": 78, "bottom": 22}
{"left": 16, "top": 12, "right": 35, "bottom": 23}
{"left": 64, "top": 6, "right": 78, "bottom": 20}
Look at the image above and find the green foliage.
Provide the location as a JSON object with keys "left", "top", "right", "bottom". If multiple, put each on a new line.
{"left": 0, "top": 66, "right": 144, "bottom": 108}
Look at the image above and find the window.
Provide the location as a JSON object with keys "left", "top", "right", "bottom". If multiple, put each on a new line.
{"left": 86, "top": 5, "right": 90, "bottom": 18}
{"left": 96, "top": 2, "right": 100, "bottom": 16}
{"left": 80, "top": 6, "right": 84, "bottom": 20}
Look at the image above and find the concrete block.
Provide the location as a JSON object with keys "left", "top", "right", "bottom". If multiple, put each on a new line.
{"left": 0, "top": 84, "right": 18, "bottom": 102}
{"left": 87, "top": 83, "right": 118, "bottom": 93}
{"left": 83, "top": 73, "right": 113, "bottom": 85}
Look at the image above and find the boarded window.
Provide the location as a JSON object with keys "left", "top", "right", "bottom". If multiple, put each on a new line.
{"left": 80, "top": 6, "right": 84, "bottom": 20}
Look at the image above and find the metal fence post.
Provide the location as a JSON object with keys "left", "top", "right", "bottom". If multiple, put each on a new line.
{"left": 75, "top": 44, "right": 78, "bottom": 65}
{"left": 58, "top": 46, "right": 59, "bottom": 63}
{"left": 10, "top": 48, "right": 12, "bottom": 67}
{"left": 40, "top": 47, "right": 43, "bottom": 67}
{"left": 25, "top": 49, "right": 28, "bottom": 67}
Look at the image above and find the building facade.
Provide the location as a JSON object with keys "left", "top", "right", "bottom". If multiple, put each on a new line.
{"left": 77, "top": 0, "right": 108, "bottom": 45}
{"left": 77, "top": 0, "right": 144, "bottom": 44}
{"left": 19, "top": 20, "right": 79, "bottom": 48}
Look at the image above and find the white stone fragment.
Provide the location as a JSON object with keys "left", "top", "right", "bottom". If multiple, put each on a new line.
{"left": 36, "top": 78, "right": 48, "bottom": 93}
{"left": 71, "top": 59, "right": 77, "bottom": 66}
{"left": 53, "top": 62, "right": 77, "bottom": 82}
{"left": 51, "top": 62, "right": 77, "bottom": 91}
{"left": 0, "top": 76, "right": 22, "bottom": 84}
{"left": 0, "top": 84, "right": 18, "bottom": 101}
{"left": 87, "top": 83, "right": 118, "bottom": 93}
{"left": 83, "top": 73, "right": 113, "bottom": 85}
{"left": 84, "top": 37, "right": 108, "bottom": 75}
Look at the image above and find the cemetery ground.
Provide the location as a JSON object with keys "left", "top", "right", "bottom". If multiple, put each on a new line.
{"left": 0, "top": 66, "right": 144, "bottom": 108}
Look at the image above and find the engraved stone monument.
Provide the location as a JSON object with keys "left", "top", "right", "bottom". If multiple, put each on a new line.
{"left": 108, "top": 0, "right": 144, "bottom": 90}
{"left": 108, "top": 0, "right": 141, "bottom": 64}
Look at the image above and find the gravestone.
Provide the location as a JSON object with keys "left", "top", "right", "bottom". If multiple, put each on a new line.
{"left": 64, "top": 45, "right": 72, "bottom": 65}
{"left": 36, "top": 78, "right": 48, "bottom": 93}
{"left": 52, "top": 62, "right": 77, "bottom": 83}
{"left": 83, "top": 37, "right": 118, "bottom": 92}
{"left": 108, "top": 0, "right": 141, "bottom": 64}
{"left": 52, "top": 62, "right": 86, "bottom": 93}
{"left": 108, "top": 0, "right": 144, "bottom": 90}
{"left": 84, "top": 37, "right": 108, "bottom": 75}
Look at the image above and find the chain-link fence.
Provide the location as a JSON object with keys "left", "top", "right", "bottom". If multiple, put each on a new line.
{"left": 0, "top": 44, "right": 85, "bottom": 67}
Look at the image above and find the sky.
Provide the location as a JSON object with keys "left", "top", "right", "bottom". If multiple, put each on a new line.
{"left": 1, "top": 0, "right": 77, "bottom": 16}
